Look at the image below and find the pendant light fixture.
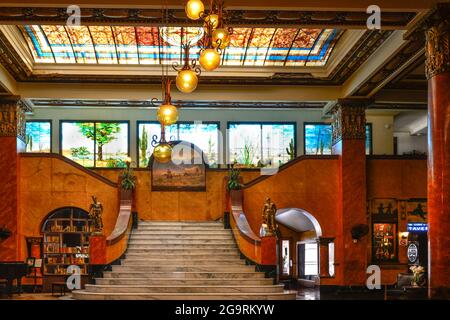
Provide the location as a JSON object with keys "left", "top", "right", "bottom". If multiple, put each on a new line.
{"left": 185, "top": 0, "right": 205, "bottom": 20}
{"left": 198, "top": 17, "right": 221, "bottom": 71}
{"left": 173, "top": 28, "right": 201, "bottom": 93}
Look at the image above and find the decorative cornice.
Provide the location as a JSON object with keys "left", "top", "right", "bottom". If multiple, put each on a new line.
{"left": 351, "top": 36, "right": 424, "bottom": 97}
{"left": 425, "top": 17, "right": 450, "bottom": 79}
{"left": 0, "top": 29, "right": 392, "bottom": 86}
{"left": 29, "top": 99, "right": 326, "bottom": 109}
{"left": 330, "top": 99, "right": 372, "bottom": 145}
{"left": 0, "top": 7, "right": 416, "bottom": 28}
{"left": 0, "top": 95, "right": 27, "bottom": 141}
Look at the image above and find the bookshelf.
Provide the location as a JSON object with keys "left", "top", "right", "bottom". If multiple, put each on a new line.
{"left": 42, "top": 207, "right": 94, "bottom": 277}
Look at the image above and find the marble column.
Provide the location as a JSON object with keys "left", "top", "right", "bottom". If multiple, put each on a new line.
{"left": 0, "top": 96, "right": 27, "bottom": 261}
{"left": 331, "top": 98, "right": 371, "bottom": 286}
{"left": 425, "top": 10, "right": 450, "bottom": 298}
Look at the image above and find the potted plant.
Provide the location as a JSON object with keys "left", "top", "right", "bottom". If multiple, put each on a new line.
{"left": 227, "top": 164, "right": 244, "bottom": 207}
{"left": 119, "top": 160, "right": 137, "bottom": 202}
{"left": 0, "top": 226, "right": 11, "bottom": 240}
{"left": 410, "top": 265, "right": 426, "bottom": 287}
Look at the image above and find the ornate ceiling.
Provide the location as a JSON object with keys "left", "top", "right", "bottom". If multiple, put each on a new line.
{"left": 19, "top": 25, "right": 340, "bottom": 67}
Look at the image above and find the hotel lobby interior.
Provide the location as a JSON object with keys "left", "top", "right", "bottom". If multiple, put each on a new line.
{"left": 0, "top": 0, "right": 449, "bottom": 303}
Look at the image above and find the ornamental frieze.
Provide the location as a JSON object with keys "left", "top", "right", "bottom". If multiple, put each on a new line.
{"left": 425, "top": 18, "right": 450, "bottom": 79}
{"left": 0, "top": 99, "right": 27, "bottom": 141}
{"left": 331, "top": 101, "right": 368, "bottom": 145}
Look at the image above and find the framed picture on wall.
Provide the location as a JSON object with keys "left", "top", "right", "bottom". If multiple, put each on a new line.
{"left": 26, "top": 257, "right": 35, "bottom": 267}
{"left": 407, "top": 199, "right": 427, "bottom": 223}
{"left": 369, "top": 198, "right": 398, "bottom": 220}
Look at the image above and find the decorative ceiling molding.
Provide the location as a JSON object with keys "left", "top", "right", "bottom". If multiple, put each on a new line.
{"left": 28, "top": 98, "right": 327, "bottom": 109}
{"left": 0, "top": 29, "right": 393, "bottom": 86}
{"left": 368, "top": 102, "right": 427, "bottom": 110}
{"left": 350, "top": 36, "right": 425, "bottom": 97}
{"left": 0, "top": 7, "right": 416, "bottom": 29}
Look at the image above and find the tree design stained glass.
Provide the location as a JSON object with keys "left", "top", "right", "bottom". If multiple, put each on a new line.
{"left": 19, "top": 25, "right": 341, "bottom": 67}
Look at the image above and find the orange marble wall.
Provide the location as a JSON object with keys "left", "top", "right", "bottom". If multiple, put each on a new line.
{"left": 367, "top": 158, "right": 427, "bottom": 284}
{"left": 0, "top": 138, "right": 25, "bottom": 261}
{"left": 93, "top": 169, "right": 260, "bottom": 221}
{"left": 367, "top": 159, "right": 427, "bottom": 199}
{"left": 18, "top": 156, "right": 119, "bottom": 260}
{"left": 242, "top": 158, "right": 342, "bottom": 284}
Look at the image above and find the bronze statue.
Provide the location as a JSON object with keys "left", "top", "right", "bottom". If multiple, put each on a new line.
{"left": 261, "top": 197, "right": 278, "bottom": 236}
{"left": 89, "top": 196, "right": 104, "bottom": 235}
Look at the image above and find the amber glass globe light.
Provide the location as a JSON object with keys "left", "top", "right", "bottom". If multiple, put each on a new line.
{"left": 185, "top": 0, "right": 204, "bottom": 20}
{"left": 176, "top": 69, "right": 198, "bottom": 93}
{"left": 153, "top": 143, "right": 172, "bottom": 163}
{"left": 204, "top": 14, "right": 219, "bottom": 29}
{"left": 212, "top": 28, "right": 230, "bottom": 49}
{"left": 157, "top": 104, "right": 179, "bottom": 126}
{"left": 199, "top": 48, "right": 221, "bottom": 71}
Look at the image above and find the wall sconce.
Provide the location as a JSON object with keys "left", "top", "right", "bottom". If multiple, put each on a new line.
{"left": 351, "top": 224, "right": 369, "bottom": 243}
{"left": 399, "top": 231, "right": 409, "bottom": 246}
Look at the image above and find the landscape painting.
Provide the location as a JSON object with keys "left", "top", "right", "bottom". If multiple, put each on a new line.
{"left": 151, "top": 141, "right": 207, "bottom": 191}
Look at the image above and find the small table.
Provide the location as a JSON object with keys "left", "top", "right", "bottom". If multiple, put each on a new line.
{"left": 51, "top": 282, "right": 67, "bottom": 296}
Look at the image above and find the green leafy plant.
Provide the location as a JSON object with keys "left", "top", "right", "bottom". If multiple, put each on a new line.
{"left": 120, "top": 164, "right": 137, "bottom": 190}
{"left": 26, "top": 134, "right": 33, "bottom": 152}
{"left": 77, "top": 123, "right": 121, "bottom": 161}
{"left": 242, "top": 142, "right": 255, "bottom": 167}
{"left": 70, "top": 146, "right": 90, "bottom": 159}
{"left": 227, "top": 165, "right": 244, "bottom": 191}
{"left": 139, "top": 126, "right": 148, "bottom": 166}
{"left": 286, "top": 138, "right": 295, "bottom": 160}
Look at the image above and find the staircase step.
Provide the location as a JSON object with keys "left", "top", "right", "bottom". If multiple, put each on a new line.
{"left": 137, "top": 226, "right": 224, "bottom": 231}
{"left": 84, "top": 284, "right": 285, "bottom": 294}
{"left": 130, "top": 234, "right": 233, "bottom": 240}
{"left": 124, "top": 253, "right": 240, "bottom": 259}
{"left": 138, "top": 221, "right": 222, "bottom": 226}
{"left": 128, "top": 239, "right": 235, "bottom": 245}
{"left": 127, "top": 244, "right": 236, "bottom": 249}
{"left": 112, "top": 265, "right": 254, "bottom": 272}
{"left": 132, "top": 230, "right": 231, "bottom": 235}
{"left": 95, "top": 278, "right": 274, "bottom": 286}
{"left": 103, "top": 271, "right": 265, "bottom": 279}
{"left": 73, "top": 291, "right": 297, "bottom": 300}
{"left": 126, "top": 248, "right": 238, "bottom": 254}
{"left": 122, "top": 259, "right": 244, "bottom": 266}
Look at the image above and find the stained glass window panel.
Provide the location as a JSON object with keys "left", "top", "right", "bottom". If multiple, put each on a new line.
{"left": 243, "top": 28, "right": 276, "bottom": 66}
{"left": 113, "top": 26, "right": 139, "bottom": 64}
{"left": 179, "top": 123, "right": 219, "bottom": 166}
{"left": 65, "top": 26, "right": 97, "bottom": 63}
{"left": 136, "top": 27, "right": 160, "bottom": 64}
{"left": 229, "top": 124, "right": 261, "bottom": 166}
{"left": 41, "top": 25, "right": 76, "bottom": 63}
{"left": 304, "top": 124, "right": 332, "bottom": 155}
{"left": 366, "top": 124, "right": 373, "bottom": 155}
{"left": 20, "top": 25, "right": 55, "bottom": 63}
{"left": 25, "top": 121, "right": 51, "bottom": 153}
{"left": 94, "top": 122, "right": 128, "bottom": 168}
{"left": 262, "top": 124, "right": 295, "bottom": 166}
{"left": 89, "top": 26, "right": 118, "bottom": 64}
{"left": 61, "top": 122, "right": 95, "bottom": 166}
{"left": 264, "top": 28, "right": 297, "bottom": 66}
{"left": 222, "top": 28, "right": 252, "bottom": 66}
{"left": 285, "top": 29, "right": 322, "bottom": 66}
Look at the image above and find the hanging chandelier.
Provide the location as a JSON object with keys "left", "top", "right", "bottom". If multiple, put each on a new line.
{"left": 152, "top": 3, "right": 179, "bottom": 163}
{"left": 173, "top": 28, "right": 201, "bottom": 93}
{"left": 184, "top": 0, "right": 231, "bottom": 71}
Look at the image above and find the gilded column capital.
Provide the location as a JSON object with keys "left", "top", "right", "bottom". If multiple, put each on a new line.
{"left": 0, "top": 95, "right": 27, "bottom": 141}
{"left": 425, "top": 17, "right": 450, "bottom": 79}
{"left": 330, "top": 99, "right": 372, "bottom": 146}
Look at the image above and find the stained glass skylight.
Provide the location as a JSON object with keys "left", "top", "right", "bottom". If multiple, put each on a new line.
{"left": 18, "top": 25, "right": 341, "bottom": 67}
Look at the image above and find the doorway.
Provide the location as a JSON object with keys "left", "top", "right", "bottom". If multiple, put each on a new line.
{"left": 297, "top": 241, "right": 319, "bottom": 283}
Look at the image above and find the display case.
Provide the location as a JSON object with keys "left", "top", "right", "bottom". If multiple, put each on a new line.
{"left": 372, "top": 223, "right": 398, "bottom": 262}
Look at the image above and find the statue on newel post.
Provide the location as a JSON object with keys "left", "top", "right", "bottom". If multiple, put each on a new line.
{"left": 89, "top": 196, "right": 104, "bottom": 235}
{"left": 260, "top": 198, "right": 279, "bottom": 237}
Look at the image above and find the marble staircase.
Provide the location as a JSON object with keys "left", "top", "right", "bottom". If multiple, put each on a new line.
{"left": 72, "top": 221, "right": 296, "bottom": 300}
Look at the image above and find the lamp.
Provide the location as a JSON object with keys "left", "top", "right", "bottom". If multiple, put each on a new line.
{"left": 153, "top": 142, "right": 173, "bottom": 163}
{"left": 173, "top": 28, "right": 201, "bottom": 93}
{"left": 157, "top": 78, "right": 179, "bottom": 126}
{"left": 185, "top": 0, "right": 204, "bottom": 20}
{"left": 199, "top": 48, "right": 221, "bottom": 71}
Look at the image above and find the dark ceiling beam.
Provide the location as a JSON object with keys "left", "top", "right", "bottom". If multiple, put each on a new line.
{"left": 0, "top": 7, "right": 416, "bottom": 29}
